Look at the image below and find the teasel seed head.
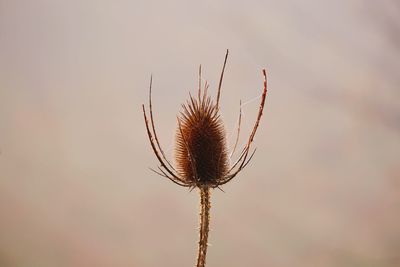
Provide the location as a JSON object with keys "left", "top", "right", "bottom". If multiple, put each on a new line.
{"left": 143, "top": 49, "right": 267, "bottom": 190}
{"left": 175, "top": 92, "right": 229, "bottom": 187}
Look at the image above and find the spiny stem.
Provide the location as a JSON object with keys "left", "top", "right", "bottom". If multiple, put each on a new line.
{"left": 197, "top": 187, "right": 211, "bottom": 267}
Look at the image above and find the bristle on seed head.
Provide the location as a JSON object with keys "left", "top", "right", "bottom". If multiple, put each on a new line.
{"left": 175, "top": 91, "right": 228, "bottom": 187}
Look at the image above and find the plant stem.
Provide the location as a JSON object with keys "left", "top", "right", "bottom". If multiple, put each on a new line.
{"left": 197, "top": 187, "right": 211, "bottom": 267}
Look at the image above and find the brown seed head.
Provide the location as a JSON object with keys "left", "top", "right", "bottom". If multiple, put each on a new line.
{"left": 143, "top": 50, "right": 267, "bottom": 190}
{"left": 175, "top": 92, "right": 228, "bottom": 187}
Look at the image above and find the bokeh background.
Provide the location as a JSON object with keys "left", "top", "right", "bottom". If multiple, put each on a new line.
{"left": 1, "top": 0, "right": 400, "bottom": 266}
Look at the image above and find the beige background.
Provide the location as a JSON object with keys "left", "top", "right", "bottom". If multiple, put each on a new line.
{"left": 1, "top": 0, "right": 400, "bottom": 266}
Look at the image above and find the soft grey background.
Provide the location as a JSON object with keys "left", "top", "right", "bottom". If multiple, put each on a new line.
{"left": 1, "top": 0, "right": 399, "bottom": 266}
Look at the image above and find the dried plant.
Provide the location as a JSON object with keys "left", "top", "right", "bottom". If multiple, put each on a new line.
{"left": 142, "top": 50, "right": 267, "bottom": 267}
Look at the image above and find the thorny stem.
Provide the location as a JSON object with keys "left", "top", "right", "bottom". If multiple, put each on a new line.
{"left": 197, "top": 187, "right": 211, "bottom": 267}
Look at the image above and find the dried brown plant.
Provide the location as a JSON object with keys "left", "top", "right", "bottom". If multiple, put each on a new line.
{"left": 142, "top": 50, "right": 267, "bottom": 267}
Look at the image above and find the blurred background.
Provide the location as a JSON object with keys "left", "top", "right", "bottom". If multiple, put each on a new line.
{"left": 1, "top": 0, "right": 399, "bottom": 266}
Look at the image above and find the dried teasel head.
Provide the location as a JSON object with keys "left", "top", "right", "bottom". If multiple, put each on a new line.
{"left": 175, "top": 85, "right": 229, "bottom": 187}
{"left": 142, "top": 49, "right": 267, "bottom": 189}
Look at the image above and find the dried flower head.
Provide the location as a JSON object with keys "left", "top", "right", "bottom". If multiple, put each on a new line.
{"left": 142, "top": 50, "right": 267, "bottom": 267}
{"left": 175, "top": 86, "right": 229, "bottom": 187}
{"left": 142, "top": 50, "right": 267, "bottom": 189}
